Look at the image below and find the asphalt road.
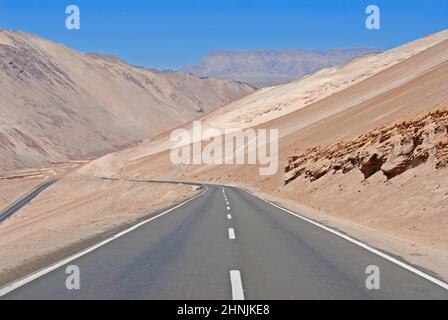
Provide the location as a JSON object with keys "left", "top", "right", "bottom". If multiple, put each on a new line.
{"left": 0, "top": 179, "right": 56, "bottom": 224}
{"left": 1, "top": 185, "right": 448, "bottom": 299}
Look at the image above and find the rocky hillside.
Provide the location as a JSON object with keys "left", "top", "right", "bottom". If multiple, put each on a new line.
{"left": 183, "top": 48, "right": 379, "bottom": 87}
{"left": 284, "top": 108, "right": 448, "bottom": 184}
{"left": 0, "top": 30, "right": 255, "bottom": 170}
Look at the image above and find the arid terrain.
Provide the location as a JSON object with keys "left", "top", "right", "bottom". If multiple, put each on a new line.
{"left": 0, "top": 30, "right": 255, "bottom": 171}
{"left": 73, "top": 29, "right": 448, "bottom": 279}
{"left": 279, "top": 108, "right": 448, "bottom": 278}
{"left": 1, "top": 29, "right": 447, "bottom": 289}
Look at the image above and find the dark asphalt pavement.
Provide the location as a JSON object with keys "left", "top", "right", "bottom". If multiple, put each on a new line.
{"left": 2, "top": 185, "right": 448, "bottom": 299}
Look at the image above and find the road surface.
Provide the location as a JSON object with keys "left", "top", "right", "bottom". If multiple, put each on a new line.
{"left": 1, "top": 185, "right": 447, "bottom": 299}
{"left": 0, "top": 179, "right": 56, "bottom": 224}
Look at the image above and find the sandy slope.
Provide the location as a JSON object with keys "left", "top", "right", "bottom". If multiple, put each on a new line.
{"left": 77, "top": 29, "right": 448, "bottom": 177}
{"left": 0, "top": 30, "right": 255, "bottom": 171}
{"left": 75, "top": 29, "right": 448, "bottom": 279}
{"left": 278, "top": 109, "right": 448, "bottom": 278}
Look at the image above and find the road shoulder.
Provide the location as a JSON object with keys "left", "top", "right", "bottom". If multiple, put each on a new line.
{"left": 0, "top": 177, "right": 200, "bottom": 286}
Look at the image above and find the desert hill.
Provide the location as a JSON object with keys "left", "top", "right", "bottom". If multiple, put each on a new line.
{"left": 78, "top": 29, "right": 448, "bottom": 178}
{"left": 0, "top": 30, "right": 255, "bottom": 170}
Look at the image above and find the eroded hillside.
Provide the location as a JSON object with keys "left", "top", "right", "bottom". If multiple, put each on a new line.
{"left": 0, "top": 30, "right": 255, "bottom": 170}
{"left": 284, "top": 108, "right": 448, "bottom": 184}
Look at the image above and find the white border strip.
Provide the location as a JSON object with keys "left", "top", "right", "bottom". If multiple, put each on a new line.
{"left": 0, "top": 187, "right": 208, "bottom": 297}
{"left": 230, "top": 270, "right": 245, "bottom": 300}
{"left": 244, "top": 189, "right": 448, "bottom": 291}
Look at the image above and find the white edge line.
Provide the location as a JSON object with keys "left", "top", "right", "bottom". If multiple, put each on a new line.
{"left": 243, "top": 189, "right": 448, "bottom": 291}
{"left": 228, "top": 227, "right": 236, "bottom": 240}
{"left": 230, "top": 270, "right": 245, "bottom": 300}
{"left": 0, "top": 186, "right": 208, "bottom": 297}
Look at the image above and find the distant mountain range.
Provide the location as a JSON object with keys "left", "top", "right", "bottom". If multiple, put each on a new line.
{"left": 183, "top": 48, "right": 381, "bottom": 87}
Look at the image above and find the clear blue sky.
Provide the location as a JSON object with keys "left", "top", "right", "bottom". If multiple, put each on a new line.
{"left": 0, "top": 0, "right": 446, "bottom": 70}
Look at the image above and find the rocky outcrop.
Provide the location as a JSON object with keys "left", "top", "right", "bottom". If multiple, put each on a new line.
{"left": 284, "top": 108, "right": 448, "bottom": 185}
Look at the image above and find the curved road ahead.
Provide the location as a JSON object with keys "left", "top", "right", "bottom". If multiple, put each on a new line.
{"left": 0, "top": 179, "right": 56, "bottom": 223}
{"left": 1, "top": 185, "right": 447, "bottom": 299}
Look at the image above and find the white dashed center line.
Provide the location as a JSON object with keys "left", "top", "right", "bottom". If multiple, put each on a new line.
{"left": 221, "top": 188, "right": 243, "bottom": 299}
{"left": 229, "top": 270, "right": 245, "bottom": 300}
{"left": 228, "top": 227, "right": 236, "bottom": 239}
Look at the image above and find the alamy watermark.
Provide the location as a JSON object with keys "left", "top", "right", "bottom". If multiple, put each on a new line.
{"left": 170, "top": 121, "right": 278, "bottom": 175}
{"left": 365, "top": 265, "right": 380, "bottom": 290}
{"left": 65, "top": 265, "right": 80, "bottom": 290}
{"left": 365, "top": 5, "right": 381, "bottom": 30}
{"left": 66, "top": 5, "right": 80, "bottom": 30}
